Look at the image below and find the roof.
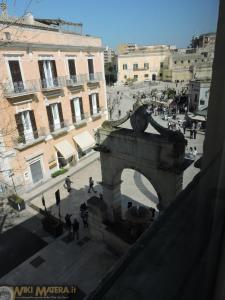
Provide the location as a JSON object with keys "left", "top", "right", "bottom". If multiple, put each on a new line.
{"left": 0, "top": 14, "right": 51, "bottom": 29}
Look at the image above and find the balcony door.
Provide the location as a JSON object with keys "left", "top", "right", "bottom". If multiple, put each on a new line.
{"left": 51, "top": 103, "right": 61, "bottom": 130}
{"left": 21, "top": 111, "right": 34, "bottom": 142}
{"left": 68, "top": 59, "right": 76, "bottom": 82}
{"left": 88, "top": 58, "right": 94, "bottom": 80}
{"left": 15, "top": 110, "right": 38, "bottom": 144}
{"left": 39, "top": 60, "right": 57, "bottom": 88}
{"left": 89, "top": 93, "right": 99, "bottom": 115}
{"left": 8, "top": 60, "right": 24, "bottom": 92}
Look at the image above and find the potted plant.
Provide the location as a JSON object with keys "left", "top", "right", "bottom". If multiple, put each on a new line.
{"left": 8, "top": 194, "right": 26, "bottom": 211}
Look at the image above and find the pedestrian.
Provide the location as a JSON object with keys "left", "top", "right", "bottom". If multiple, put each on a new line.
{"left": 189, "top": 147, "right": 194, "bottom": 159}
{"left": 183, "top": 121, "right": 186, "bottom": 134}
{"left": 80, "top": 202, "right": 87, "bottom": 212}
{"left": 65, "top": 176, "right": 72, "bottom": 192}
{"left": 72, "top": 219, "right": 79, "bottom": 240}
{"left": 81, "top": 210, "right": 89, "bottom": 228}
{"left": 65, "top": 214, "right": 72, "bottom": 233}
{"left": 193, "top": 147, "right": 198, "bottom": 158}
{"left": 118, "top": 109, "right": 121, "bottom": 118}
{"left": 88, "top": 177, "right": 97, "bottom": 193}
{"left": 193, "top": 128, "right": 197, "bottom": 139}
{"left": 190, "top": 129, "right": 193, "bottom": 139}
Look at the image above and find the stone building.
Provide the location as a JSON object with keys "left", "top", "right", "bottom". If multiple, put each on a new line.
{"left": 117, "top": 44, "right": 174, "bottom": 83}
{"left": 188, "top": 79, "right": 211, "bottom": 111}
{"left": 0, "top": 11, "right": 107, "bottom": 192}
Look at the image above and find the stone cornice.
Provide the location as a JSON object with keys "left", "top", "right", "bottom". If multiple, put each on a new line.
{"left": 0, "top": 41, "right": 104, "bottom": 52}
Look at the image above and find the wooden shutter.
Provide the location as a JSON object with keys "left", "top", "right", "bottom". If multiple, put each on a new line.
{"left": 38, "top": 61, "right": 45, "bottom": 81}
{"left": 29, "top": 110, "right": 38, "bottom": 139}
{"left": 70, "top": 100, "right": 76, "bottom": 123}
{"left": 89, "top": 95, "right": 93, "bottom": 115}
{"left": 58, "top": 103, "right": 64, "bottom": 125}
{"left": 79, "top": 97, "right": 84, "bottom": 117}
{"left": 51, "top": 60, "right": 58, "bottom": 78}
{"left": 46, "top": 105, "right": 54, "bottom": 132}
{"left": 15, "top": 113, "right": 25, "bottom": 143}
{"left": 96, "top": 93, "right": 100, "bottom": 111}
{"left": 68, "top": 59, "right": 76, "bottom": 76}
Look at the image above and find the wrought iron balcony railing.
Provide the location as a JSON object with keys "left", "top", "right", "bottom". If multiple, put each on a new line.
{"left": 87, "top": 72, "right": 103, "bottom": 82}
{"left": 2, "top": 80, "right": 39, "bottom": 97}
{"left": 65, "top": 74, "right": 86, "bottom": 87}
{"left": 40, "top": 76, "right": 65, "bottom": 90}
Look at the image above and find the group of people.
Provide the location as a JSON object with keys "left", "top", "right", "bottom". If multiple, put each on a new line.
{"left": 64, "top": 202, "right": 89, "bottom": 240}
{"left": 62, "top": 176, "right": 98, "bottom": 240}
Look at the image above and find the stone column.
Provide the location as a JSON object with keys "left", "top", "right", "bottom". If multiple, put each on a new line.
{"left": 102, "top": 180, "right": 122, "bottom": 223}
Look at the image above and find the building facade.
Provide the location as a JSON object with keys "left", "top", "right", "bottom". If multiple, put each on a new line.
{"left": 117, "top": 45, "right": 173, "bottom": 83}
{"left": 0, "top": 13, "right": 107, "bottom": 192}
{"left": 188, "top": 80, "right": 211, "bottom": 111}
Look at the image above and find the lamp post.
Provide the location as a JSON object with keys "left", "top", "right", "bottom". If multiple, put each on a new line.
{"left": 8, "top": 170, "right": 16, "bottom": 194}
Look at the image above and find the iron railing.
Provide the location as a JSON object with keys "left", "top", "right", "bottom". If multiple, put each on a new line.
{"left": 2, "top": 79, "right": 39, "bottom": 97}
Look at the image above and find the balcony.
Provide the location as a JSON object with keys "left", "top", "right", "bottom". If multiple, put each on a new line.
{"left": 40, "top": 76, "right": 65, "bottom": 92}
{"left": 74, "top": 113, "right": 89, "bottom": 129}
{"left": 2, "top": 80, "right": 39, "bottom": 98}
{"left": 91, "top": 106, "right": 104, "bottom": 121}
{"left": 87, "top": 72, "right": 103, "bottom": 88}
{"left": 66, "top": 75, "right": 85, "bottom": 87}
{"left": 49, "top": 121, "right": 68, "bottom": 138}
{"left": 14, "top": 129, "right": 46, "bottom": 151}
{"left": 133, "top": 67, "right": 149, "bottom": 71}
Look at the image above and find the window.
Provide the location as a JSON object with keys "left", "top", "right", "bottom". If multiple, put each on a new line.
{"left": 46, "top": 103, "right": 64, "bottom": 132}
{"left": 200, "top": 100, "right": 205, "bottom": 105}
{"left": 174, "top": 61, "right": 177, "bottom": 64}
{"left": 89, "top": 93, "right": 100, "bottom": 115}
{"left": 134, "top": 75, "right": 138, "bottom": 80}
{"left": 144, "top": 74, "right": 149, "bottom": 78}
{"left": 68, "top": 59, "right": 77, "bottom": 82}
{"left": 188, "top": 60, "right": 191, "bottom": 63}
{"left": 4, "top": 32, "right": 11, "bottom": 40}
{"left": 195, "top": 59, "right": 198, "bottom": 63}
{"left": 123, "top": 64, "right": 127, "bottom": 70}
{"left": 15, "top": 110, "right": 38, "bottom": 143}
{"left": 70, "top": 97, "right": 84, "bottom": 123}
{"left": 181, "top": 60, "right": 184, "bottom": 64}
{"left": 133, "top": 64, "right": 138, "bottom": 70}
{"left": 38, "top": 60, "right": 58, "bottom": 88}
{"left": 160, "top": 62, "right": 164, "bottom": 68}
{"left": 88, "top": 58, "right": 94, "bottom": 80}
{"left": 160, "top": 73, "right": 162, "bottom": 77}
{"left": 124, "top": 75, "right": 127, "bottom": 79}
{"left": 30, "top": 160, "right": 43, "bottom": 183}
{"left": 144, "top": 63, "right": 149, "bottom": 69}
{"left": 8, "top": 60, "right": 24, "bottom": 92}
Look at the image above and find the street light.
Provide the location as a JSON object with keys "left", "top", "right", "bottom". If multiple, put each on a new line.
{"left": 8, "top": 170, "right": 16, "bottom": 194}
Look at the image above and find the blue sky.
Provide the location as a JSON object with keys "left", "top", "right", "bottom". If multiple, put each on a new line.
{"left": 7, "top": 0, "right": 219, "bottom": 49}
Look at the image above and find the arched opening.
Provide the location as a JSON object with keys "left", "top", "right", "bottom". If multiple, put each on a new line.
{"left": 152, "top": 74, "right": 156, "bottom": 81}
{"left": 120, "top": 168, "right": 159, "bottom": 220}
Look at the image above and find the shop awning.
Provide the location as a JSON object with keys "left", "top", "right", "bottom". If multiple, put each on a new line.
{"left": 55, "top": 140, "right": 77, "bottom": 159}
{"left": 73, "top": 131, "right": 96, "bottom": 152}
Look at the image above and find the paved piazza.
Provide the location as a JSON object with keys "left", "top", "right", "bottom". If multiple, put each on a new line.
{"left": 0, "top": 82, "right": 204, "bottom": 289}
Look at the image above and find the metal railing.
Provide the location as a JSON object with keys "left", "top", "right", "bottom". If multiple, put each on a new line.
{"left": 65, "top": 74, "right": 86, "bottom": 87}
{"left": 49, "top": 121, "right": 67, "bottom": 133}
{"left": 2, "top": 79, "right": 39, "bottom": 97}
{"left": 13, "top": 128, "right": 47, "bottom": 146}
{"left": 2, "top": 73, "right": 104, "bottom": 97}
{"left": 40, "top": 76, "right": 65, "bottom": 90}
{"left": 88, "top": 72, "right": 103, "bottom": 82}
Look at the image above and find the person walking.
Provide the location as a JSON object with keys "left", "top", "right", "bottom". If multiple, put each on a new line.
{"left": 88, "top": 177, "right": 97, "bottom": 193}
{"left": 65, "top": 176, "right": 72, "bottom": 192}
{"left": 193, "top": 128, "right": 197, "bottom": 139}
{"left": 193, "top": 147, "right": 198, "bottom": 159}
{"left": 72, "top": 219, "right": 79, "bottom": 240}
{"left": 65, "top": 214, "right": 72, "bottom": 233}
{"left": 81, "top": 210, "right": 89, "bottom": 228}
{"left": 183, "top": 121, "right": 186, "bottom": 134}
{"left": 189, "top": 147, "right": 194, "bottom": 159}
{"left": 118, "top": 109, "right": 121, "bottom": 118}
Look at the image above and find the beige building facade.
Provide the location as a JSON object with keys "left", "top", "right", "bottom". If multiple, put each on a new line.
{"left": 0, "top": 13, "right": 107, "bottom": 192}
{"left": 117, "top": 45, "right": 173, "bottom": 83}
